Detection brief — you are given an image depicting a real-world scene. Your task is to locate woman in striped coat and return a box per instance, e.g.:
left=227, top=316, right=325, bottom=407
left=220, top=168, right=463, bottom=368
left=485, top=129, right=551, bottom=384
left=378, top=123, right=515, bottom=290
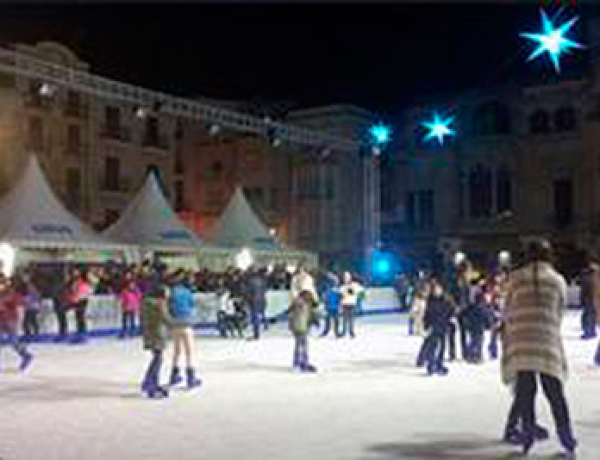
left=501, top=240, right=576, bottom=456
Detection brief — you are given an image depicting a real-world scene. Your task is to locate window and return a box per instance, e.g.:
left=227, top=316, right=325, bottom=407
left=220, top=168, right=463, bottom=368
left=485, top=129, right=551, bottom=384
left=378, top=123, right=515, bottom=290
left=65, top=91, right=81, bottom=117
left=175, top=180, right=185, bottom=211
left=67, top=125, right=81, bottom=156
left=174, top=147, right=184, bottom=174
left=105, top=106, right=121, bottom=134
left=555, top=107, right=576, bottom=132
left=144, top=116, right=160, bottom=146
left=245, top=187, right=265, bottom=208
left=406, top=192, right=416, bottom=229
left=469, top=165, right=493, bottom=218
left=104, top=157, right=120, bottom=191
left=496, top=167, right=512, bottom=213
left=419, top=190, right=435, bottom=229
left=473, top=101, right=511, bottom=136
left=28, top=117, right=44, bottom=152
left=66, top=168, right=81, bottom=211
left=554, top=178, right=573, bottom=227
left=529, top=110, right=550, bottom=134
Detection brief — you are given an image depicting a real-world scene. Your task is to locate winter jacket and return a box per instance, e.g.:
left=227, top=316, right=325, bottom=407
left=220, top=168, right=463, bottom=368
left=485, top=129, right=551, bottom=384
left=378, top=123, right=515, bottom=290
left=141, top=293, right=172, bottom=351
left=288, top=295, right=314, bottom=335
left=423, top=295, right=453, bottom=335
left=340, top=281, right=364, bottom=308
left=120, top=287, right=142, bottom=312
left=168, top=283, right=196, bottom=326
left=502, top=261, right=568, bottom=384
left=0, top=291, right=23, bottom=330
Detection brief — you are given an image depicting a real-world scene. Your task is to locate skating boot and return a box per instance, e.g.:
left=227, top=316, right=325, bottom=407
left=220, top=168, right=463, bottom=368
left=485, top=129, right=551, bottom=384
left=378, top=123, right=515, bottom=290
left=186, top=367, right=202, bottom=389
left=558, top=430, right=577, bottom=457
left=169, top=366, right=183, bottom=386
left=144, top=381, right=169, bottom=399
left=19, top=352, right=33, bottom=372
left=533, top=424, right=549, bottom=441
left=502, top=427, right=523, bottom=445
left=301, top=364, right=317, bottom=373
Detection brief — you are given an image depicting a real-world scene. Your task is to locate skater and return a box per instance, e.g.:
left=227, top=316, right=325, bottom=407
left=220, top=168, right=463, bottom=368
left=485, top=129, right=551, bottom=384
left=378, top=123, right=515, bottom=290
left=501, top=239, right=576, bottom=456
left=216, top=285, right=244, bottom=338
left=409, top=281, right=429, bottom=336
left=119, top=279, right=142, bottom=339
left=22, top=279, right=42, bottom=341
left=243, top=267, right=268, bottom=340
left=288, top=289, right=318, bottom=372
left=68, top=269, right=93, bottom=344
left=579, top=252, right=598, bottom=340
left=167, top=270, right=202, bottom=390
left=338, top=272, right=364, bottom=338
left=140, top=275, right=170, bottom=399
left=421, top=278, right=454, bottom=375
left=0, top=276, right=33, bottom=373
left=320, top=272, right=341, bottom=338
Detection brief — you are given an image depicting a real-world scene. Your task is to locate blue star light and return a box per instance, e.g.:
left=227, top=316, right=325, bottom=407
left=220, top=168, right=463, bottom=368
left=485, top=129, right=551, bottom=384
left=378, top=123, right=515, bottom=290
left=520, top=9, right=583, bottom=73
left=369, top=124, right=391, bottom=145
left=422, top=112, right=455, bottom=145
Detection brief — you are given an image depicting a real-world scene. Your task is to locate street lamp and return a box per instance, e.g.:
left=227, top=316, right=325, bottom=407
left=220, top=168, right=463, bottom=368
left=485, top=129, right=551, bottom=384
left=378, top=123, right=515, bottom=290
left=365, top=123, right=392, bottom=282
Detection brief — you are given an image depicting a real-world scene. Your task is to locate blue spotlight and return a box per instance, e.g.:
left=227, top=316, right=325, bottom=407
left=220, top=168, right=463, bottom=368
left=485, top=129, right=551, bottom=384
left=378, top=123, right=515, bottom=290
left=422, top=112, right=456, bottom=145
left=521, top=9, right=583, bottom=73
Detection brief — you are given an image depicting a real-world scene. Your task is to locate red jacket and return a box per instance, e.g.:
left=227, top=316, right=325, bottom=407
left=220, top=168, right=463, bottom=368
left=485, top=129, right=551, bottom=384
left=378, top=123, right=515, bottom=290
left=0, top=291, right=24, bottom=328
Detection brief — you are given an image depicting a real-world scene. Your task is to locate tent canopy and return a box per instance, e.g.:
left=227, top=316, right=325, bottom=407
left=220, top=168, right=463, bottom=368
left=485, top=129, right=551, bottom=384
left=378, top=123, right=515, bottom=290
left=0, top=155, right=128, bottom=251
left=208, top=186, right=279, bottom=251
left=104, top=171, right=200, bottom=252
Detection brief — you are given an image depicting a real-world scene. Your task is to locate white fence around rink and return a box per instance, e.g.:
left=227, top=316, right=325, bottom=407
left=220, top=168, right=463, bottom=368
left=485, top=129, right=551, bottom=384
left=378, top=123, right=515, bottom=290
left=34, top=288, right=402, bottom=335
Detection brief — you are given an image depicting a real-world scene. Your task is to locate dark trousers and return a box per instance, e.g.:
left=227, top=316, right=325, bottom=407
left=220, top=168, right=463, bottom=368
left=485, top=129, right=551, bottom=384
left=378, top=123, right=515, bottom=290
left=54, top=300, right=68, bottom=337
left=293, top=333, right=309, bottom=368
left=75, top=300, right=88, bottom=335
left=425, top=332, right=446, bottom=373
left=457, top=313, right=469, bottom=359
left=142, top=350, right=163, bottom=388
left=594, top=339, right=600, bottom=365
left=513, top=371, right=574, bottom=442
left=249, top=307, right=260, bottom=339
left=468, top=329, right=484, bottom=362
left=321, top=311, right=339, bottom=337
left=447, top=321, right=457, bottom=360
left=0, top=324, right=28, bottom=359
left=23, top=310, right=40, bottom=338
left=489, top=328, right=500, bottom=359
left=338, top=307, right=355, bottom=337
left=581, top=303, right=597, bottom=338
left=120, top=311, right=137, bottom=337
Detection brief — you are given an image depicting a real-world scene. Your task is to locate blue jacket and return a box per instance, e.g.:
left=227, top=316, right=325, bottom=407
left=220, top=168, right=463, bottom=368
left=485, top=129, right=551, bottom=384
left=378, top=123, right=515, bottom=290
left=169, top=283, right=195, bottom=324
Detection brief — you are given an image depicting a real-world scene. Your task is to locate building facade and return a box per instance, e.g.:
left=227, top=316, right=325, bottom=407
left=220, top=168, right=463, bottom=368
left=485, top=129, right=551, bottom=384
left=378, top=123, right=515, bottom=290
left=386, top=17, right=600, bottom=272
left=0, top=41, right=178, bottom=231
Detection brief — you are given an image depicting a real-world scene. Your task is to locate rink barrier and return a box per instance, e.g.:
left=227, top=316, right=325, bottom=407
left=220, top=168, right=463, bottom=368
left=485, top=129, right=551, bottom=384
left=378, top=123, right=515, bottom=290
left=23, top=288, right=403, bottom=341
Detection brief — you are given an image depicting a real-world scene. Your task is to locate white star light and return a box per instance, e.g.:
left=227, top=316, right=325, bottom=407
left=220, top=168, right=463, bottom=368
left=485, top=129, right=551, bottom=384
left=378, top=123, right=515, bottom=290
left=422, top=112, right=455, bottom=145
left=521, top=9, right=583, bottom=73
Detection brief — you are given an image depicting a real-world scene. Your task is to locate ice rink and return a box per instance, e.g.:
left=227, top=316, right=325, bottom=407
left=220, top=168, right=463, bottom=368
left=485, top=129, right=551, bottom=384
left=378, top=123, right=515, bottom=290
left=1, top=311, right=600, bottom=460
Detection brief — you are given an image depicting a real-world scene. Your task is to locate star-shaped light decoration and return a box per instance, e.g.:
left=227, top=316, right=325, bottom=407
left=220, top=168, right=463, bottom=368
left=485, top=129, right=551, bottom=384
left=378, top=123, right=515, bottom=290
left=369, top=124, right=391, bottom=145
left=422, top=112, right=455, bottom=145
left=520, top=9, right=583, bottom=73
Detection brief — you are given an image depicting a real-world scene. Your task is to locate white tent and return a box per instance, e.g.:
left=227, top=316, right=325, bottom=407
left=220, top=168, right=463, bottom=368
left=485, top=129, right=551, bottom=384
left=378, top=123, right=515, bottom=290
left=0, top=155, right=128, bottom=252
left=104, top=171, right=200, bottom=253
left=208, top=186, right=279, bottom=251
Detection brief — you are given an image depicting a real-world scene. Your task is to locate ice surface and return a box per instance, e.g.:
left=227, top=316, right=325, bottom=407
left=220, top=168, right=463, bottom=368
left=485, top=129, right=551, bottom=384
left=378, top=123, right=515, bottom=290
left=1, top=311, right=599, bottom=460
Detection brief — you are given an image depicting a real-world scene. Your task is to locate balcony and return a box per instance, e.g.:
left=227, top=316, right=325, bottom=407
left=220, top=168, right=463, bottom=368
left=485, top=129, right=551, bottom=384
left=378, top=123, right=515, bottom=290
left=100, top=125, right=131, bottom=143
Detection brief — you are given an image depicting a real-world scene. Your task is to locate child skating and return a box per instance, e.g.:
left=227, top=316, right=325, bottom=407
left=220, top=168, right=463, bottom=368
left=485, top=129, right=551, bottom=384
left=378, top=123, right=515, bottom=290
left=0, top=276, right=33, bottom=373
left=288, top=290, right=318, bottom=373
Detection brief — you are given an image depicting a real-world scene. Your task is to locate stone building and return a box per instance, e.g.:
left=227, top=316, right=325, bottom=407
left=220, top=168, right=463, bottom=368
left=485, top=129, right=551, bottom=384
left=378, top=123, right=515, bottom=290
left=385, top=16, right=600, bottom=272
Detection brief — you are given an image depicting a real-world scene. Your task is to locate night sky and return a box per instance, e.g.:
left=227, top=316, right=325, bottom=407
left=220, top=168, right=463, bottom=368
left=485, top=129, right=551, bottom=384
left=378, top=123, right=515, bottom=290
left=0, top=3, right=597, bottom=117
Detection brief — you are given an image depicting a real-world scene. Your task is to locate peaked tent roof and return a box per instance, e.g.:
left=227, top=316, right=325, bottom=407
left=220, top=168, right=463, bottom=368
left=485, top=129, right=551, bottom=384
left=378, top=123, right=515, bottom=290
left=209, top=187, right=279, bottom=251
left=0, top=155, right=127, bottom=250
left=104, top=172, right=200, bottom=251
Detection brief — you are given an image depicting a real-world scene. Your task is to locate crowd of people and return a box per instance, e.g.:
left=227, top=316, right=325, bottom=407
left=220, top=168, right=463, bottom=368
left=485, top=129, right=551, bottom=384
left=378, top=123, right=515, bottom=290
left=3, top=239, right=600, bottom=456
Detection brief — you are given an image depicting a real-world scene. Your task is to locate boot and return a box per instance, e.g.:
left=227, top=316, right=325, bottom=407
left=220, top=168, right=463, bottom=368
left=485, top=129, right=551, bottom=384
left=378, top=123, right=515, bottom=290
left=558, top=430, right=577, bottom=455
left=169, top=366, right=183, bottom=386
left=144, top=380, right=169, bottom=399
left=533, top=424, right=549, bottom=441
left=19, top=352, right=33, bottom=372
left=503, top=427, right=523, bottom=445
left=186, top=367, right=202, bottom=389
